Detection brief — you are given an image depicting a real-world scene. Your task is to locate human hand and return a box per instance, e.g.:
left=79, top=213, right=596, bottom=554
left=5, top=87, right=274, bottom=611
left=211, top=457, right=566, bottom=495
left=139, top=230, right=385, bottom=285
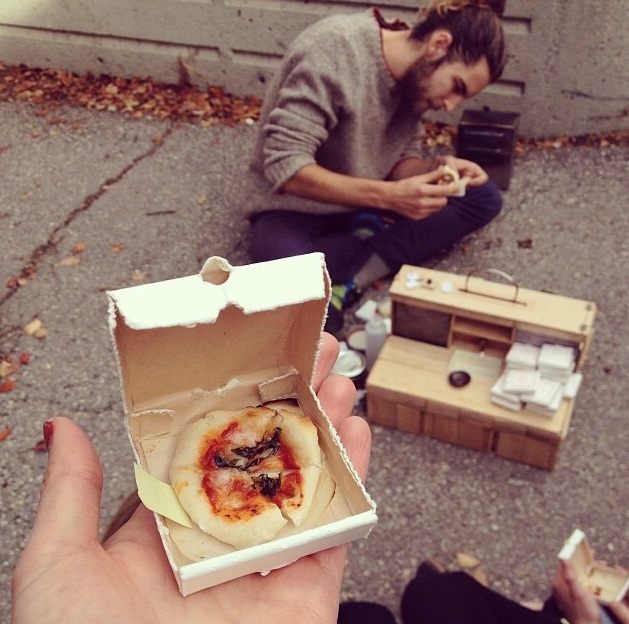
left=442, top=155, right=489, bottom=188
left=386, top=167, right=458, bottom=220
left=608, top=599, right=629, bottom=624
left=552, top=558, right=603, bottom=624
left=11, top=332, right=372, bottom=624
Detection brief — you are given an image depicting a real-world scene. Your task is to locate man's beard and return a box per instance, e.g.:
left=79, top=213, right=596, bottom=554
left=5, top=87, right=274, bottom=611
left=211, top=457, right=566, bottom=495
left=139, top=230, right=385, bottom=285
left=399, top=57, right=442, bottom=118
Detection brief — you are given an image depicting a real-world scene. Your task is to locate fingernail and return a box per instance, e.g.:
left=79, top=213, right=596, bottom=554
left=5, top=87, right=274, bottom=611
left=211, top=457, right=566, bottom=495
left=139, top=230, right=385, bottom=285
left=43, top=419, right=54, bottom=451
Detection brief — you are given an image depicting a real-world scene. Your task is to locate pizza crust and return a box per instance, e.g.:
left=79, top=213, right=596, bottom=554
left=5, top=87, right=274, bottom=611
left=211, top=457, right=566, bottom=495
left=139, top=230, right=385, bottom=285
left=166, top=458, right=336, bottom=562
left=169, top=404, right=322, bottom=549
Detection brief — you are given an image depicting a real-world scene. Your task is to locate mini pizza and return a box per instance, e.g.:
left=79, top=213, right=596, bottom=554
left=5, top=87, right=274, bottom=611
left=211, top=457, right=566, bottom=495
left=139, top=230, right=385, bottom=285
left=438, top=164, right=460, bottom=185
left=169, top=404, right=321, bottom=549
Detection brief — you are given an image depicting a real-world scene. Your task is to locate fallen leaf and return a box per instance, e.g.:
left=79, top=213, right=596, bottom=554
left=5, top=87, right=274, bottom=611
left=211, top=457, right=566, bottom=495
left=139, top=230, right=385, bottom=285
left=110, top=243, right=124, bottom=253
left=0, top=427, right=13, bottom=442
left=72, top=241, right=87, bottom=254
left=24, top=318, right=43, bottom=335
left=17, top=277, right=29, bottom=287
left=196, top=194, right=208, bottom=205
left=517, top=238, right=533, bottom=249
left=58, top=256, right=81, bottom=266
left=466, top=566, right=489, bottom=587
left=19, top=352, right=31, bottom=365
left=456, top=552, right=481, bottom=569
left=32, top=439, right=47, bottom=452
left=131, top=270, right=146, bottom=283
left=34, top=328, right=48, bottom=339
left=0, top=379, right=17, bottom=393
left=0, top=144, right=11, bottom=153
left=0, top=360, right=19, bottom=378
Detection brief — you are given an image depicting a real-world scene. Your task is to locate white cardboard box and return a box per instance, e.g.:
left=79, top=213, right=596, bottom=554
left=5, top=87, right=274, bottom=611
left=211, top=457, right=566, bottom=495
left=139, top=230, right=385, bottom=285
left=107, top=253, right=377, bottom=596
left=559, top=529, right=629, bottom=604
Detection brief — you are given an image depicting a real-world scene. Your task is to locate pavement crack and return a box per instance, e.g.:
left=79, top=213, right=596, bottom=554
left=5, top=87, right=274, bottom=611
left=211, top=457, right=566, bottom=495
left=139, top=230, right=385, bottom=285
left=1, top=125, right=174, bottom=308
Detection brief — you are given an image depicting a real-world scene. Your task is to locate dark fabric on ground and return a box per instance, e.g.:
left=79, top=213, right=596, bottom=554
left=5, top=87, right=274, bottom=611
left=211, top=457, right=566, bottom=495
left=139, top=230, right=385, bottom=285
left=338, top=601, right=398, bottom=624
left=400, top=570, right=564, bottom=624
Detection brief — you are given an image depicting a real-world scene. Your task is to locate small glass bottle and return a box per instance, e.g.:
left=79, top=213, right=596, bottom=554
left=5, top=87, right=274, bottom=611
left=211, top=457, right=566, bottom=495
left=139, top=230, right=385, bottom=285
left=365, top=312, right=387, bottom=370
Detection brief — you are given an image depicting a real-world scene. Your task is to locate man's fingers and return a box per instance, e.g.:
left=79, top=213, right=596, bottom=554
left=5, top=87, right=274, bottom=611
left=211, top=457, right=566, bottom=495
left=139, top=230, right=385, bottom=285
left=609, top=601, right=629, bottom=624
left=30, top=417, right=103, bottom=550
left=313, top=332, right=340, bottom=392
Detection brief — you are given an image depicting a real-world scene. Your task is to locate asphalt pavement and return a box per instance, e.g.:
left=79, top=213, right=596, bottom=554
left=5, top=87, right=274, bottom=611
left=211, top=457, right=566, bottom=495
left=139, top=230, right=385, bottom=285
left=1, top=99, right=628, bottom=621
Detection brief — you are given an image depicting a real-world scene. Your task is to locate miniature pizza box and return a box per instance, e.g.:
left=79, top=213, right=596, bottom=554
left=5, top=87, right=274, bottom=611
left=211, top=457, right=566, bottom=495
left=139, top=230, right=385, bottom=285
left=558, top=529, right=629, bottom=604
left=367, top=266, right=597, bottom=470
left=108, top=253, right=377, bottom=596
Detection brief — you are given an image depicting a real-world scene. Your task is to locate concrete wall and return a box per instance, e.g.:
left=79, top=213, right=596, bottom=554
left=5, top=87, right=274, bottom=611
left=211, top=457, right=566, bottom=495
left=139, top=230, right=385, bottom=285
left=0, top=0, right=627, bottom=137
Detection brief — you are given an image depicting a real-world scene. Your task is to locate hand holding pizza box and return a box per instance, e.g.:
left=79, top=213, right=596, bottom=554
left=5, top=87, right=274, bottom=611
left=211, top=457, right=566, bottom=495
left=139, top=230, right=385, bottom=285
left=107, top=253, right=377, bottom=595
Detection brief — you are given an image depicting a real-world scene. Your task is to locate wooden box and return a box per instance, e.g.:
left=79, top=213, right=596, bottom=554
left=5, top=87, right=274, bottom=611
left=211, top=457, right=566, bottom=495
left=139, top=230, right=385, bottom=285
left=366, top=267, right=596, bottom=470
left=559, top=529, right=629, bottom=604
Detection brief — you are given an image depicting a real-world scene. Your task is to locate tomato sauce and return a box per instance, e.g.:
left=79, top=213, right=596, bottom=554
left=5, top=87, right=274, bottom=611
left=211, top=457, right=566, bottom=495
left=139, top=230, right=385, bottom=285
left=198, top=421, right=302, bottom=515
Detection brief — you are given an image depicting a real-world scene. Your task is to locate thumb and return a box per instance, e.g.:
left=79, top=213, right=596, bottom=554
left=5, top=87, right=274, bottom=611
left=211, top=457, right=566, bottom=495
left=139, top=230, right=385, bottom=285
left=30, top=417, right=103, bottom=552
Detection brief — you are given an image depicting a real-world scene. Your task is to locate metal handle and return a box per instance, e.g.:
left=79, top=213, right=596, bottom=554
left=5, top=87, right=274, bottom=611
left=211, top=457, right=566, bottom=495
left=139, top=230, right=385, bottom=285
left=462, top=268, right=521, bottom=304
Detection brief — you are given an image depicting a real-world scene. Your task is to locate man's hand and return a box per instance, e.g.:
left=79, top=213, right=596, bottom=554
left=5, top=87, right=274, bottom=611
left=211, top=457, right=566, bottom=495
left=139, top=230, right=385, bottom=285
left=551, top=558, right=629, bottom=624
left=11, top=332, right=372, bottom=624
left=442, top=155, right=488, bottom=187
left=386, top=167, right=460, bottom=220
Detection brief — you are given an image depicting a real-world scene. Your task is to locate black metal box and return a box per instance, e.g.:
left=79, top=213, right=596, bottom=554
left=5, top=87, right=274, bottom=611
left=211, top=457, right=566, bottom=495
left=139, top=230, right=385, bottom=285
left=456, top=109, right=520, bottom=190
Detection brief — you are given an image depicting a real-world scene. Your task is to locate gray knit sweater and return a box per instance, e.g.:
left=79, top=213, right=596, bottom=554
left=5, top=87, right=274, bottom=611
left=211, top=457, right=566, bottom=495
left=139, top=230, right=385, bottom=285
left=241, top=10, right=424, bottom=219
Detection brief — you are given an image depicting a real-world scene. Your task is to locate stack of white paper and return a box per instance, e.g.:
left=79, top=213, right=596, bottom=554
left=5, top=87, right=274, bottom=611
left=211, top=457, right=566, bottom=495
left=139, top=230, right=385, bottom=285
left=503, top=368, right=541, bottom=394
left=506, top=343, right=540, bottom=369
left=538, top=344, right=576, bottom=382
left=525, top=378, right=564, bottom=416
left=563, top=372, right=583, bottom=400
left=491, top=374, right=523, bottom=411
left=490, top=342, right=583, bottom=415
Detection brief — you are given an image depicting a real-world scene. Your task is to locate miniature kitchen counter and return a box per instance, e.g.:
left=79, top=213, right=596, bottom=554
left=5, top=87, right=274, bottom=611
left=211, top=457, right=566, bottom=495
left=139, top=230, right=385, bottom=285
left=366, top=266, right=597, bottom=470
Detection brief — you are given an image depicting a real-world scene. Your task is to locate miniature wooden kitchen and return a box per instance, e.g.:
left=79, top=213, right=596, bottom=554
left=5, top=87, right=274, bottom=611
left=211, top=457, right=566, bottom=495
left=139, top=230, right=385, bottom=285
left=366, top=266, right=597, bottom=470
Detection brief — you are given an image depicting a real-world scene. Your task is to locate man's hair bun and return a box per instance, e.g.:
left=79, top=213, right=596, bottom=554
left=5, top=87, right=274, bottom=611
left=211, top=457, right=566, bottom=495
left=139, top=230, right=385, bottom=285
left=423, top=0, right=506, bottom=18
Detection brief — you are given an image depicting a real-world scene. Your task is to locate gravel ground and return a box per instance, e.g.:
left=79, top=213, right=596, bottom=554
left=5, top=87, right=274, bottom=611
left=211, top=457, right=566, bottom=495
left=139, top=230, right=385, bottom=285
left=1, top=100, right=627, bottom=621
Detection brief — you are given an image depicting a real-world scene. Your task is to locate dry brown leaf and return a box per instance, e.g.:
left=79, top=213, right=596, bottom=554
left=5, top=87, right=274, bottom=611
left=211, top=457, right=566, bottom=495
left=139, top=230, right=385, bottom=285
left=466, top=566, right=489, bottom=587
left=58, top=256, right=81, bottom=266
left=456, top=552, right=481, bottom=569
left=34, top=328, right=48, bottom=339
left=0, top=360, right=19, bottom=378
left=0, top=427, right=13, bottom=441
left=110, top=243, right=124, bottom=253
left=72, top=241, right=87, bottom=254
left=131, top=270, right=146, bottom=283
left=0, top=379, right=16, bottom=393
left=24, top=318, right=43, bottom=335
left=196, top=194, right=208, bottom=205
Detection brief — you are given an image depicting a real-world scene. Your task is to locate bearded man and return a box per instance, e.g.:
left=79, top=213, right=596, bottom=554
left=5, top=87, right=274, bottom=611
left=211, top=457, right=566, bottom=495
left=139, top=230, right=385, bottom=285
left=241, top=0, right=507, bottom=333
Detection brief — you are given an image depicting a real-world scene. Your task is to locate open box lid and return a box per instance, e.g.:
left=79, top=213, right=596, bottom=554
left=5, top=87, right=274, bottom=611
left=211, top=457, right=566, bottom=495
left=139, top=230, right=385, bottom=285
left=107, top=254, right=330, bottom=411
left=558, top=529, right=629, bottom=604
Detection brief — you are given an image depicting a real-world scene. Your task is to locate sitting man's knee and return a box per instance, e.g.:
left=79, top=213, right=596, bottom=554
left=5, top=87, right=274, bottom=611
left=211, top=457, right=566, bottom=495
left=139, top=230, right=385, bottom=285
left=468, top=180, right=502, bottom=225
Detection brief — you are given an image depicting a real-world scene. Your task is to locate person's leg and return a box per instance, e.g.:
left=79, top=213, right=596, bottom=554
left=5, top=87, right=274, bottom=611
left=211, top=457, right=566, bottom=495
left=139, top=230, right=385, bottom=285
left=250, top=211, right=373, bottom=284
left=369, top=180, right=502, bottom=273
left=338, top=602, right=397, bottom=624
left=401, top=568, right=561, bottom=624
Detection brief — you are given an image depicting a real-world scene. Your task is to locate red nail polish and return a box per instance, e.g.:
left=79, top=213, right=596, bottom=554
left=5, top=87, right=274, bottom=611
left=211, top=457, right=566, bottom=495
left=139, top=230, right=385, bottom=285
left=43, top=419, right=54, bottom=451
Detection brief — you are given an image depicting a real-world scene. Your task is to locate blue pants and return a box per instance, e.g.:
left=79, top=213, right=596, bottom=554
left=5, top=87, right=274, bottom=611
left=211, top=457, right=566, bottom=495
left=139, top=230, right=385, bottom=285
left=250, top=181, right=502, bottom=284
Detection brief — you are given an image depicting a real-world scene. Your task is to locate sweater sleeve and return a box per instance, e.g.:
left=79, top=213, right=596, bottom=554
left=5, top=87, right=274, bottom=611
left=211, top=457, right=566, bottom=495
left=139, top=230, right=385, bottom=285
left=261, top=42, right=346, bottom=192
